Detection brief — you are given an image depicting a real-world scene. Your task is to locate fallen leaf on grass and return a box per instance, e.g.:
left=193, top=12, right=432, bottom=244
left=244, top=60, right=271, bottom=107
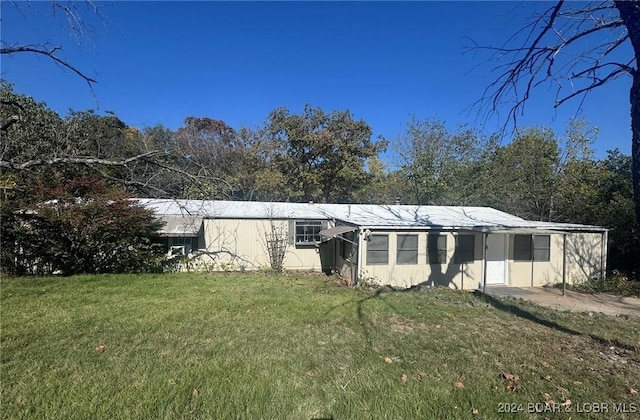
left=415, top=372, right=425, bottom=381
left=306, top=371, right=315, bottom=377
left=561, top=399, right=571, bottom=407
left=500, top=371, right=519, bottom=382
left=192, top=388, right=199, bottom=397
left=401, top=374, right=408, bottom=383
left=453, top=381, right=465, bottom=389
left=543, top=392, right=554, bottom=405
left=95, top=345, right=106, bottom=354
left=505, top=381, right=518, bottom=392
left=543, top=375, right=552, bottom=381
left=541, top=361, right=550, bottom=368
left=630, top=388, right=638, bottom=395
left=384, top=357, right=393, bottom=364
left=472, top=408, right=479, bottom=415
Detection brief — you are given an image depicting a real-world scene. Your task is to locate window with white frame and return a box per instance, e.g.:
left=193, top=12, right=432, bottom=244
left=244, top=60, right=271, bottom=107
left=397, top=234, right=418, bottom=264
left=427, top=233, right=447, bottom=264
left=366, top=234, right=389, bottom=265
left=294, top=220, right=324, bottom=245
left=170, top=236, right=198, bottom=256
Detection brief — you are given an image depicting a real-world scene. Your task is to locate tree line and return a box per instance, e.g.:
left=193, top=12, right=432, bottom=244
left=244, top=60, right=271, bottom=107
left=1, top=82, right=637, bottom=278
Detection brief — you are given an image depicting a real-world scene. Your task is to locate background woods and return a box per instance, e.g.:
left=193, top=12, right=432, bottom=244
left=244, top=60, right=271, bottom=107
left=1, top=82, right=638, bottom=278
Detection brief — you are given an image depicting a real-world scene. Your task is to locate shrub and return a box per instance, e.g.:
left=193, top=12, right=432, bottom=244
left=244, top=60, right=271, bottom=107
left=1, top=177, right=165, bottom=275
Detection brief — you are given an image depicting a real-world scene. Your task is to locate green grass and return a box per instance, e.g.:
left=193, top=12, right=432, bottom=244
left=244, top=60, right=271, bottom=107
left=1, top=273, right=639, bottom=419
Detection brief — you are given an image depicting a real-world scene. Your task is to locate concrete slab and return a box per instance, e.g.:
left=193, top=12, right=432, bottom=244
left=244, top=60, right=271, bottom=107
left=485, top=286, right=640, bottom=317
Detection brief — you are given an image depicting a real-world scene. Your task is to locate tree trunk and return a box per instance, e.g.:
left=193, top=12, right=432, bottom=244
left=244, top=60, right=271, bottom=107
left=615, top=0, right=640, bottom=224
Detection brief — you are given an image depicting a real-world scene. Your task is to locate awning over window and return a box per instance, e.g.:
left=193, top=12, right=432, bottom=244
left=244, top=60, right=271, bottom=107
left=319, top=225, right=357, bottom=241
left=158, top=216, right=203, bottom=237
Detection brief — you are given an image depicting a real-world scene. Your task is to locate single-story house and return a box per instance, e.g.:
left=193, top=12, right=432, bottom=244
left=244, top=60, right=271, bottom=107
left=138, top=199, right=608, bottom=291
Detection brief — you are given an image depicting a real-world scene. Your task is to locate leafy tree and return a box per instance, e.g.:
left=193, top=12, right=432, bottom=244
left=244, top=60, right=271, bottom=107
left=2, top=176, right=164, bottom=276
left=475, top=0, right=640, bottom=224
left=267, top=105, right=386, bottom=203
left=394, top=117, right=497, bottom=205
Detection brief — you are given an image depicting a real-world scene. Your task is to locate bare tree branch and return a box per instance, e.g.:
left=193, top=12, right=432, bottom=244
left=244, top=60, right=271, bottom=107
left=470, top=1, right=634, bottom=133
left=1, top=44, right=97, bottom=88
left=0, top=151, right=158, bottom=171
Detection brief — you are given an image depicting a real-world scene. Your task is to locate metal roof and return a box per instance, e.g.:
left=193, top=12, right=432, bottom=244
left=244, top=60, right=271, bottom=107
left=136, top=199, right=606, bottom=233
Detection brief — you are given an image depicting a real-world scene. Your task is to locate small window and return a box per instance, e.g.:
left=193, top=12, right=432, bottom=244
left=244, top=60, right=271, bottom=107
left=514, top=235, right=532, bottom=261
left=170, top=236, right=198, bottom=255
left=454, top=234, right=475, bottom=264
left=397, top=234, right=418, bottom=265
left=427, top=234, right=447, bottom=264
left=295, top=220, right=324, bottom=244
left=366, top=234, right=388, bottom=265
left=533, top=235, right=551, bottom=262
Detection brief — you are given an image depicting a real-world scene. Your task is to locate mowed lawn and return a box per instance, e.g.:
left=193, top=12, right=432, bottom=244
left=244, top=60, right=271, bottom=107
left=1, top=273, right=639, bottom=419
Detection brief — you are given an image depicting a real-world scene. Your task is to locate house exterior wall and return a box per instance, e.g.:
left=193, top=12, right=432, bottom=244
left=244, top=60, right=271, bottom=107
left=183, top=218, right=329, bottom=271
left=507, top=232, right=604, bottom=287
left=357, top=231, right=484, bottom=290
left=357, top=230, right=605, bottom=290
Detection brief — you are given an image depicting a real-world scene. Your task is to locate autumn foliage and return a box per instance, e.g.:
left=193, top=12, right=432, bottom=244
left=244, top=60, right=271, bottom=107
left=2, top=176, right=164, bottom=275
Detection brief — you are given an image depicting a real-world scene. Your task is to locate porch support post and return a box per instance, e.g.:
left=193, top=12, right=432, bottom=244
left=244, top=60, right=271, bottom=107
left=482, top=232, right=488, bottom=294
left=601, top=230, right=608, bottom=281
left=562, top=233, right=567, bottom=297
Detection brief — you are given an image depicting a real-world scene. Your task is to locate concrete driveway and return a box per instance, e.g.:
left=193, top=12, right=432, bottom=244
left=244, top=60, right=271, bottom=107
left=485, top=286, right=640, bottom=317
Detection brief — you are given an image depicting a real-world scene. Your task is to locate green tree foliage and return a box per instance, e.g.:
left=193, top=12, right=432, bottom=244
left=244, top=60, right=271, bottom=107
left=394, top=117, right=497, bottom=205
left=489, top=127, right=560, bottom=221
left=267, top=105, right=386, bottom=203
left=2, top=176, right=164, bottom=275
left=0, top=83, right=167, bottom=275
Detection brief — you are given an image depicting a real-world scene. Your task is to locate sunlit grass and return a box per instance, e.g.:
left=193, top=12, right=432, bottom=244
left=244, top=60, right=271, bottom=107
left=1, top=273, right=638, bottom=419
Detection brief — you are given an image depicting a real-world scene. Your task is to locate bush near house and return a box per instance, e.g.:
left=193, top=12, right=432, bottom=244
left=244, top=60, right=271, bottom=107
left=1, top=176, right=165, bottom=275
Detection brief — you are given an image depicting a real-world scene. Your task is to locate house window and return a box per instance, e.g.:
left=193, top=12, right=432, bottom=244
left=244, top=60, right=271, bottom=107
left=454, top=234, right=475, bottom=264
left=514, top=235, right=532, bottom=261
left=514, top=235, right=551, bottom=262
left=295, top=220, right=324, bottom=244
left=397, top=234, right=418, bottom=265
left=366, top=234, right=388, bottom=265
left=427, top=234, right=447, bottom=264
left=170, top=236, right=198, bottom=255
left=533, top=235, right=551, bottom=262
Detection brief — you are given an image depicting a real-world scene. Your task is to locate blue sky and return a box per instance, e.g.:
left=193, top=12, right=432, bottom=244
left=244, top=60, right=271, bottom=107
left=1, top=1, right=633, bottom=161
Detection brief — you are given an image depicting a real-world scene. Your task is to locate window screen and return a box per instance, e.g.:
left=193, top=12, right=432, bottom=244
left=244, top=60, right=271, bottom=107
left=397, top=234, right=418, bottom=265
left=366, top=234, right=389, bottom=265
left=427, top=234, right=447, bottom=264
left=454, top=234, right=475, bottom=264
left=533, top=235, right=551, bottom=262
left=514, top=235, right=532, bottom=261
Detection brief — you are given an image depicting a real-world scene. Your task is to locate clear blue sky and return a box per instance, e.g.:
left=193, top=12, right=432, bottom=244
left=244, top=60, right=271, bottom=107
left=1, top=1, right=633, bottom=160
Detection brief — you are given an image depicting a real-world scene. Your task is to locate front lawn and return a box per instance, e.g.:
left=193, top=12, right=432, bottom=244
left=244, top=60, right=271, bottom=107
left=1, top=273, right=638, bottom=419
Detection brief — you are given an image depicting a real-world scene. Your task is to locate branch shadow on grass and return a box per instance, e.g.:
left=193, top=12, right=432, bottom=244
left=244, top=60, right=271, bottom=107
left=477, top=292, right=639, bottom=353
left=321, top=287, right=400, bottom=352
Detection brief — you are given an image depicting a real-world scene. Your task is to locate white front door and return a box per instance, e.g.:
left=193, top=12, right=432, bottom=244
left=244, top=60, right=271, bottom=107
left=485, top=234, right=507, bottom=285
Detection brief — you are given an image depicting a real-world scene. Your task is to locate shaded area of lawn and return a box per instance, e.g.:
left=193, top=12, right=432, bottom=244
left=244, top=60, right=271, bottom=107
left=1, top=273, right=639, bottom=419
